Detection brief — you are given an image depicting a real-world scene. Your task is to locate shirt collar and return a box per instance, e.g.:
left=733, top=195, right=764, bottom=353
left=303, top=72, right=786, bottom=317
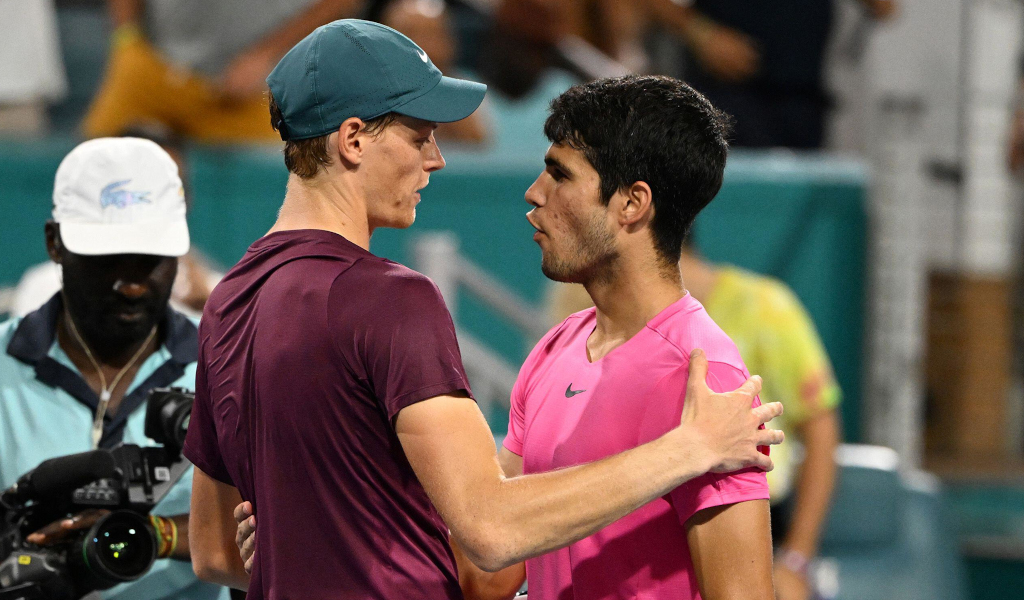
left=7, top=293, right=198, bottom=367
left=5, top=293, right=198, bottom=449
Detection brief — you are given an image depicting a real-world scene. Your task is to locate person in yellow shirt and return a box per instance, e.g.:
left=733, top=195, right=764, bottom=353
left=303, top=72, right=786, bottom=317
left=550, top=241, right=841, bottom=600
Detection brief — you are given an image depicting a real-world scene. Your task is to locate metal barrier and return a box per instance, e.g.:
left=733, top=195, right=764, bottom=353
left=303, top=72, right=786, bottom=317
left=412, top=232, right=548, bottom=417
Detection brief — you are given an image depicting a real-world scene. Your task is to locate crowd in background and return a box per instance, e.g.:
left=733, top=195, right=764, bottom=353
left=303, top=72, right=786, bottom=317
left=3, top=2, right=1024, bottom=600
left=2, top=0, right=904, bottom=150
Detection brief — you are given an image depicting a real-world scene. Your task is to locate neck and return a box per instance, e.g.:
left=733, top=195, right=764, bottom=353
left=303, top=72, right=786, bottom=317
left=268, top=173, right=372, bottom=250
left=585, top=250, right=684, bottom=345
left=678, top=251, right=718, bottom=304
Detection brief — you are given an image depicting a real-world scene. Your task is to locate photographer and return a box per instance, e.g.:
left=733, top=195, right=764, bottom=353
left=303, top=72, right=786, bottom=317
left=0, top=138, right=228, bottom=600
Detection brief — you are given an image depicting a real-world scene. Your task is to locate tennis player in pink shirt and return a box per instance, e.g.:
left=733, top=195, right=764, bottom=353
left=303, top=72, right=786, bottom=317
left=477, top=76, right=776, bottom=600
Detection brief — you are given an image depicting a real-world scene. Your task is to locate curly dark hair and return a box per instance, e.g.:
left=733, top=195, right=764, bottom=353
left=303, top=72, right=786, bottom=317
left=544, top=75, right=732, bottom=266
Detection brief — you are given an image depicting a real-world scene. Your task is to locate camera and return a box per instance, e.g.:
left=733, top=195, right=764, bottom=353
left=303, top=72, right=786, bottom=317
left=0, top=388, right=194, bottom=600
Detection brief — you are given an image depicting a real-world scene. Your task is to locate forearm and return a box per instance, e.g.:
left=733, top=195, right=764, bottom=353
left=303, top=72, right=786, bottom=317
left=451, top=536, right=524, bottom=600
left=107, top=0, right=142, bottom=28
left=249, top=0, right=363, bottom=59
left=460, top=429, right=709, bottom=570
left=190, top=521, right=249, bottom=590
left=189, top=469, right=249, bottom=590
left=781, top=411, right=839, bottom=556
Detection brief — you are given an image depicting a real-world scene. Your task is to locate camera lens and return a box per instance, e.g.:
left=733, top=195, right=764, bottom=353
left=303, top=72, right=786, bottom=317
left=70, top=511, right=156, bottom=590
left=93, top=520, right=152, bottom=577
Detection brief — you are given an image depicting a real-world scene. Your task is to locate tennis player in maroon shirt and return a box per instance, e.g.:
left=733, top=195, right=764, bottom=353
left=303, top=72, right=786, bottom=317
left=184, top=20, right=784, bottom=600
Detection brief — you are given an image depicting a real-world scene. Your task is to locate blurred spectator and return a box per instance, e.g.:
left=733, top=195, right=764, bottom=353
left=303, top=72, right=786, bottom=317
left=0, top=0, right=67, bottom=136
left=1010, top=79, right=1024, bottom=172
left=672, top=0, right=897, bottom=149
left=478, top=0, right=644, bottom=98
left=81, top=0, right=364, bottom=143
left=549, top=242, right=842, bottom=600
left=380, top=0, right=490, bottom=144
left=13, top=129, right=221, bottom=319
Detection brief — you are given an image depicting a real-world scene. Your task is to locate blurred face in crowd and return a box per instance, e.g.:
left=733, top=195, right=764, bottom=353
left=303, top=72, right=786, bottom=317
left=46, top=223, right=176, bottom=354
left=525, top=143, right=619, bottom=284
left=360, top=115, right=445, bottom=230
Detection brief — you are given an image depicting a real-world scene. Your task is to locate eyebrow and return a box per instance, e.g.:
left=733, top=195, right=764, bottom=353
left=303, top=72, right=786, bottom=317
left=544, top=156, right=573, bottom=177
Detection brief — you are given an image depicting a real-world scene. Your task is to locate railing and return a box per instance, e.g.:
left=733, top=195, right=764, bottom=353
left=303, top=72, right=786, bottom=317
left=412, top=233, right=547, bottom=417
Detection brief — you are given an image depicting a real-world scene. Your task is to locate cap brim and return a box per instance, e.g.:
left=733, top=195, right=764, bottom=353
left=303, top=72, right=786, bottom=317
left=392, top=76, right=487, bottom=123
left=60, top=219, right=190, bottom=257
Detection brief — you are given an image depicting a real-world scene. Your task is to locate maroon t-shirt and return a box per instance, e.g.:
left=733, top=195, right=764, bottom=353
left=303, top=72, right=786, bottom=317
left=183, top=229, right=472, bottom=600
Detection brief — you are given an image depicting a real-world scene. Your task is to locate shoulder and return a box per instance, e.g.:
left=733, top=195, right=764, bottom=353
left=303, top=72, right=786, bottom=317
left=648, top=296, right=746, bottom=370
left=337, top=259, right=446, bottom=305
left=328, top=260, right=452, bottom=334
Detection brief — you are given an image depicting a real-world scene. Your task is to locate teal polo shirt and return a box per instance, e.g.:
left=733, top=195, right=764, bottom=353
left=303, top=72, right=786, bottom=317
left=0, top=294, right=230, bottom=600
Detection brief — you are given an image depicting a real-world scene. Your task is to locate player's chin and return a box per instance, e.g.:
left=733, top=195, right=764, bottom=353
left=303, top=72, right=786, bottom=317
left=384, top=208, right=418, bottom=230
left=540, top=255, right=583, bottom=284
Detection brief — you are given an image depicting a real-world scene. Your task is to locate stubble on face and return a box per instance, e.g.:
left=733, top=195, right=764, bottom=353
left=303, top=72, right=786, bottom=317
left=540, top=203, right=619, bottom=285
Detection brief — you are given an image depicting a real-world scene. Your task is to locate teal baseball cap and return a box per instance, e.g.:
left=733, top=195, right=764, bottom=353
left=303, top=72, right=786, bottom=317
left=267, top=19, right=487, bottom=141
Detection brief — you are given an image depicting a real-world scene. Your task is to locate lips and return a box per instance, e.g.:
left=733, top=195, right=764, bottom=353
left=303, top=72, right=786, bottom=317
left=526, top=213, right=543, bottom=235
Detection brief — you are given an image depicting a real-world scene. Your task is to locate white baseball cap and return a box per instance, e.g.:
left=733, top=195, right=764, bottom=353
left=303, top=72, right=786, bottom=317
left=52, top=137, right=190, bottom=257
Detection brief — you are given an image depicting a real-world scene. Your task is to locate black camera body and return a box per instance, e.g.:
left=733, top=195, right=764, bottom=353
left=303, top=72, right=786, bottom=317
left=0, top=388, right=194, bottom=600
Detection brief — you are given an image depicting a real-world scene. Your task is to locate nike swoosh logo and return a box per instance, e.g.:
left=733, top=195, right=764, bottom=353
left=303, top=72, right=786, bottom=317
left=416, top=48, right=429, bottom=63
left=565, top=384, right=586, bottom=398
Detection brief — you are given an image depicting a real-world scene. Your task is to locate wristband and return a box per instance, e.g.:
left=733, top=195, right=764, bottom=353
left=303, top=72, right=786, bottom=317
left=149, top=515, right=173, bottom=558
left=167, top=516, right=179, bottom=557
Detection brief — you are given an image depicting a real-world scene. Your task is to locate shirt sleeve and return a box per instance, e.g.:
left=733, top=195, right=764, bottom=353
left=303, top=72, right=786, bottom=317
left=674, top=360, right=770, bottom=524
left=640, top=359, right=770, bottom=526
left=503, top=371, right=528, bottom=456
left=182, top=334, right=233, bottom=485
left=334, top=263, right=473, bottom=420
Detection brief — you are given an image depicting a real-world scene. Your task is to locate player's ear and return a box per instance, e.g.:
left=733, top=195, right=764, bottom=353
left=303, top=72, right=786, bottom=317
left=619, top=181, right=653, bottom=229
left=336, top=118, right=367, bottom=166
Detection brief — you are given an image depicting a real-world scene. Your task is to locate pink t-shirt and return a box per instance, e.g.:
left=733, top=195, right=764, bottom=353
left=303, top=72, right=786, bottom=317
left=503, top=294, right=769, bottom=600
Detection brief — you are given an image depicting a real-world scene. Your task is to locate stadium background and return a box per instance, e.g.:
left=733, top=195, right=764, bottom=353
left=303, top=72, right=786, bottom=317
left=1, top=0, right=1023, bottom=599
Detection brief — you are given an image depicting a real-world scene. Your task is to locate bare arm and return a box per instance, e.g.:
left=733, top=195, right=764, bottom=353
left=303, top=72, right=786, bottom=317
left=451, top=449, right=528, bottom=599
left=782, top=410, right=839, bottom=558
left=774, top=409, right=840, bottom=600
left=686, top=500, right=775, bottom=600
left=189, top=466, right=249, bottom=591
left=397, top=350, right=783, bottom=571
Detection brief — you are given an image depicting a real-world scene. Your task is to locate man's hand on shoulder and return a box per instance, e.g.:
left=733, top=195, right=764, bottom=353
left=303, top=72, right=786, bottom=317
left=675, top=349, right=783, bottom=474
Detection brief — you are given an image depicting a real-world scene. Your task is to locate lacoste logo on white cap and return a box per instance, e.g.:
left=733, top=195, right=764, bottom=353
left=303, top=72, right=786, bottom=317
left=99, top=180, right=151, bottom=209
